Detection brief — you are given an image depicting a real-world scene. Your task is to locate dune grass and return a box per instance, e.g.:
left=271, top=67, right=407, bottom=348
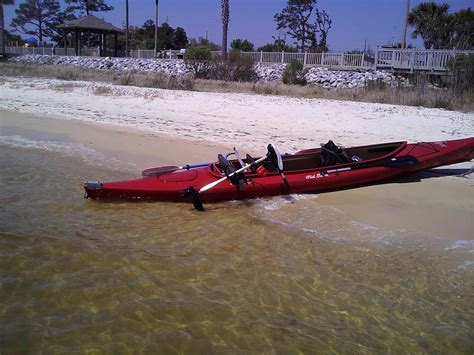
left=0, top=62, right=472, bottom=111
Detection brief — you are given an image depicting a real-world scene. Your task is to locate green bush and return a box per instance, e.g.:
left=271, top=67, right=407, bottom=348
left=56, top=66, right=78, bottom=81
left=282, top=60, right=306, bottom=85
left=365, top=78, right=387, bottom=91
left=140, top=73, right=194, bottom=90
left=209, top=52, right=256, bottom=82
left=184, top=45, right=212, bottom=79
left=231, top=39, right=254, bottom=52
left=448, top=54, right=474, bottom=92
left=184, top=45, right=212, bottom=61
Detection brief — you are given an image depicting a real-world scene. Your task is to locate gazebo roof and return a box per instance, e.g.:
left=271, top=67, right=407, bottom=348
left=58, top=15, right=123, bottom=33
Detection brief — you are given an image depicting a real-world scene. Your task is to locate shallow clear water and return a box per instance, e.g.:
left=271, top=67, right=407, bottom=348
left=1, top=137, right=473, bottom=353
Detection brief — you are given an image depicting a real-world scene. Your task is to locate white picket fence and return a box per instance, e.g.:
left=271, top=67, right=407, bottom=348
left=6, top=46, right=473, bottom=73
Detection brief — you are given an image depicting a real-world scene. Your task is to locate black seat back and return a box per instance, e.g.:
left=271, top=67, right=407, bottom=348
left=218, top=154, right=236, bottom=176
left=321, top=140, right=350, bottom=167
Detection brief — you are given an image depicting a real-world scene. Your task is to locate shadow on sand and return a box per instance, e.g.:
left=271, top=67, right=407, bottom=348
left=395, top=167, right=473, bottom=184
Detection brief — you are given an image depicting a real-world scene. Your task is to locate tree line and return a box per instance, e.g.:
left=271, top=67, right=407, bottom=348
left=408, top=2, right=473, bottom=50
left=1, top=0, right=472, bottom=57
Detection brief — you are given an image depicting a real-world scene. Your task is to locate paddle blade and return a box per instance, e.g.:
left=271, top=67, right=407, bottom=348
left=182, top=186, right=204, bottom=211
left=267, top=144, right=284, bottom=172
left=142, top=166, right=179, bottom=177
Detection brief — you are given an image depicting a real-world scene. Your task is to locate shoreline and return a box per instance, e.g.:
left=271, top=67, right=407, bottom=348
left=1, top=110, right=229, bottom=170
left=1, top=109, right=473, bottom=241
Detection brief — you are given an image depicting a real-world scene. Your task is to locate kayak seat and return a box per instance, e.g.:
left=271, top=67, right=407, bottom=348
left=320, top=140, right=351, bottom=167
left=218, top=154, right=246, bottom=190
left=246, top=154, right=276, bottom=172
left=245, top=154, right=258, bottom=172
left=218, top=154, right=236, bottom=176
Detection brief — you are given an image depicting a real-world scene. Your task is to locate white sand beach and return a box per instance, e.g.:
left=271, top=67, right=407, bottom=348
left=1, top=76, right=473, bottom=153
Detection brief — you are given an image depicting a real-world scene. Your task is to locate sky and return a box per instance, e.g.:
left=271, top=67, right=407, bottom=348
left=3, top=0, right=472, bottom=51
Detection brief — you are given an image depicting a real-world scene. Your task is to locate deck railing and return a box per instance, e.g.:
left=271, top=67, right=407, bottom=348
left=213, top=51, right=371, bottom=68
left=375, top=48, right=474, bottom=73
left=6, top=46, right=473, bottom=74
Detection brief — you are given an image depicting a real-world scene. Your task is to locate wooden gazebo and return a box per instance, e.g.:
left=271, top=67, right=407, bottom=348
left=57, top=15, right=123, bottom=57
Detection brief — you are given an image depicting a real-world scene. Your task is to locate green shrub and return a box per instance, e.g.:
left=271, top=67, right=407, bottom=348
left=56, top=66, right=78, bottom=81
left=141, top=73, right=194, bottom=90
left=365, top=78, right=386, bottom=91
left=184, top=45, right=212, bottom=61
left=231, top=39, right=254, bottom=52
left=282, top=60, right=306, bottom=85
left=448, top=54, right=474, bottom=92
left=93, top=86, right=114, bottom=95
left=117, top=70, right=135, bottom=86
left=209, top=52, right=256, bottom=82
left=184, top=45, right=212, bottom=79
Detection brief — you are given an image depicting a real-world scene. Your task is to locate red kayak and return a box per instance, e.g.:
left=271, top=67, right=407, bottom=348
left=84, top=137, right=474, bottom=210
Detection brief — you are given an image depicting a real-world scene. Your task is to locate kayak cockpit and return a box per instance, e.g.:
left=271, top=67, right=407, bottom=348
left=212, top=141, right=407, bottom=177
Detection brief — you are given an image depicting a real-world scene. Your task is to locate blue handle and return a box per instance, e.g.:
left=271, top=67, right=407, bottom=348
left=181, top=163, right=211, bottom=170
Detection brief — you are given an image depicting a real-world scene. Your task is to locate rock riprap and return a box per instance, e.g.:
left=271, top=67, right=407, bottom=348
left=11, top=55, right=406, bottom=88
left=304, top=67, right=404, bottom=88
left=11, top=54, right=192, bottom=76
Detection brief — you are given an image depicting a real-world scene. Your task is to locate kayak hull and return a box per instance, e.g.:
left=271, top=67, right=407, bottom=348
left=84, top=138, right=474, bottom=203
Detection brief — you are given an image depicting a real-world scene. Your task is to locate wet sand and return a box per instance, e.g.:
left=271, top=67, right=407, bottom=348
left=2, top=109, right=472, bottom=242
left=316, top=178, right=474, bottom=241
left=1, top=110, right=229, bottom=170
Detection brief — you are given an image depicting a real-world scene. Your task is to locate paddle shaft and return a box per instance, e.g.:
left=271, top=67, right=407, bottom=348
left=142, top=163, right=210, bottom=177
left=199, top=155, right=268, bottom=193
left=323, top=155, right=418, bottom=175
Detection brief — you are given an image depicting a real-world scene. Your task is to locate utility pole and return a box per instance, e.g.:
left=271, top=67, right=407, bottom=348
left=154, top=0, right=159, bottom=57
left=125, top=0, right=129, bottom=56
left=402, top=0, right=410, bottom=48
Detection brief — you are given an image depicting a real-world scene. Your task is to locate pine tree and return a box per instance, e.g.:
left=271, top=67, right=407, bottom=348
left=274, top=0, right=331, bottom=52
left=11, top=0, right=61, bottom=43
left=1, top=0, right=15, bottom=55
left=65, top=0, right=113, bottom=17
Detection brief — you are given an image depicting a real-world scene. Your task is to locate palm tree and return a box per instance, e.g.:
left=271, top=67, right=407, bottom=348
left=408, top=2, right=450, bottom=49
left=402, top=0, right=410, bottom=48
left=1, top=0, right=15, bottom=56
left=221, top=0, right=229, bottom=56
left=154, top=0, right=158, bottom=57
left=125, top=0, right=128, bottom=56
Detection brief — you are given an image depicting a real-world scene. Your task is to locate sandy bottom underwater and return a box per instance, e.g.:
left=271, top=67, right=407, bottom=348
left=0, top=111, right=473, bottom=352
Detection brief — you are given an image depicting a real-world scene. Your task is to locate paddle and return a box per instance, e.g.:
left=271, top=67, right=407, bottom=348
left=321, top=155, right=419, bottom=176
left=199, top=154, right=269, bottom=193
left=267, top=144, right=290, bottom=190
left=142, top=163, right=210, bottom=177
left=183, top=144, right=284, bottom=211
left=142, top=147, right=246, bottom=177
